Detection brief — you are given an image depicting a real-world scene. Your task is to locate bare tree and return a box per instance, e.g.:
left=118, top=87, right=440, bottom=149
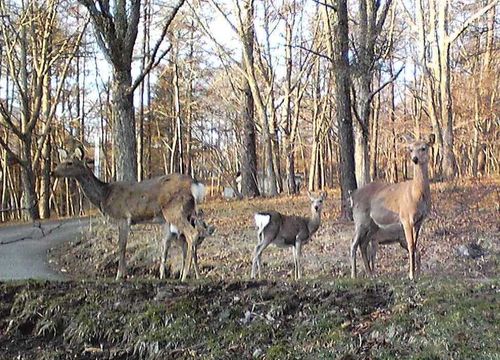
left=239, top=0, right=260, bottom=197
left=77, top=0, right=186, bottom=181
left=322, top=0, right=357, bottom=219
left=0, top=0, right=87, bottom=220
left=409, top=0, right=498, bottom=179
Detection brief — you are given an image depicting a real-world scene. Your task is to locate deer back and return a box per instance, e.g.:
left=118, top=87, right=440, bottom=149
left=273, top=214, right=311, bottom=245
left=103, top=174, right=198, bottom=223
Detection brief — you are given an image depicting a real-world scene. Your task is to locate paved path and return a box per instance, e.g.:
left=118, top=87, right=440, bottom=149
left=0, top=218, right=89, bottom=281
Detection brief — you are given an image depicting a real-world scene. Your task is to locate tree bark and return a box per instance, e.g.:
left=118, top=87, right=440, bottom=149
left=112, top=67, right=138, bottom=181
left=238, top=0, right=260, bottom=197
left=325, top=0, right=357, bottom=219
left=240, top=0, right=277, bottom=196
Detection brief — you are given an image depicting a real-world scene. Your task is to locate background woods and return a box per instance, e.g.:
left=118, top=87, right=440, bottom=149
left=0, top=0, right=498, bottom=222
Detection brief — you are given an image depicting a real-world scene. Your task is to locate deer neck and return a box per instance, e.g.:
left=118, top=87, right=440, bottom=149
left=412, top=162, right=430, bottom=201
left=75, top=171, right=109, bottom=209
left=307, top=210, right=321, bottom=234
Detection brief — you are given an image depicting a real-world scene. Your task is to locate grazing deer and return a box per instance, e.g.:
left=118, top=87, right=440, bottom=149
left=350, top=135, right=434, bottom=280
left=251, top=192, right=327, bottom=280
left=52, top=147, right=207, bottom=282
left=169, top=210, right=215, bottom=280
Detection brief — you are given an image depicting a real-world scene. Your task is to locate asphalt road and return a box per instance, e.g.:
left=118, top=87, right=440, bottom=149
left=0, top=218, right=89, bottom=281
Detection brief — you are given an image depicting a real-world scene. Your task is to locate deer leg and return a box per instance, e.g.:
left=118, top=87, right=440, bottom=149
left=360, top=240, right=372, bottom=277
left=160, top=224, right=174, bottom=280
left=414, top=225, right=423, bottom=275
left=254, top=231, right=263, bottom=278
left=368, top=238, right=379, bottom=274
left=402, top=220, right=417, bottom=281
left=116, top=219, right=130, bottom=280
left=351, top=226, right=368, bottom=279
left=294, top=239, right=303, bottom=280
left=176, top=220, right=199, bottom=282
left=251, top=232, right=274, bottom=279
left=251, top=243, right=262, bottom=279
left=179, top=239, right=187, bottom=280
left=292, top=246, right=298, bottom=279
left=193, top=244, right=201, bottom=279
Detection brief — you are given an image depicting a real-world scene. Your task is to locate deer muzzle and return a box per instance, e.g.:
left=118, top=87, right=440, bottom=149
left=412, top=156, right=419, bottom=164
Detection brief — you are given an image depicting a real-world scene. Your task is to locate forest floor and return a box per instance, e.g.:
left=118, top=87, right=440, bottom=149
left=0, top=177, right=498, bottom=359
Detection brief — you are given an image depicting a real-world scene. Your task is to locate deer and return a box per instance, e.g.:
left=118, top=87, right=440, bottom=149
left=52, top=147, right=208, bottom=282
left=350, top=135, right=434, bottom=281
left=365, top=226, right=421, bottom=275
left=251, top=191, right=327, bottom=280
left=168, top=209, right=215, bottom=280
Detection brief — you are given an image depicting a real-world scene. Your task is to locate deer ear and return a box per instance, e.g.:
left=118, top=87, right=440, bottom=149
left=401, top=134, right=415, bottom=143
left=58, top=148, right=69, bottom=161
left=73, top=146, right=84, bottom=161
left=307, top=190, right=314, bottom=201
left=427, top=134, right=435, bottom=147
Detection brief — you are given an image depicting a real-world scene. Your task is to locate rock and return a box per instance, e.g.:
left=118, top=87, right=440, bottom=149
left=457, top=243, right=486, bottom=259
left=252, top=348, right=263, bottom=358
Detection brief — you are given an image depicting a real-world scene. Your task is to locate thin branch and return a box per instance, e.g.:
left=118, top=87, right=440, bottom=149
left=448, top=0, right=499, bottom=44
left=0, top=103, right=23, bottom=139
left=368, top=65, right=404, bottom=102
left=0, top=136, right=24, bottom=166
left=292, top=44, right=333, bottom=62
left=313, top=0, right=337, bottom=12
left=130, top=0, right=186, bottom=93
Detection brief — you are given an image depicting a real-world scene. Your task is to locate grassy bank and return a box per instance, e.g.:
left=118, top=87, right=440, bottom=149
left=0, top=277, right=498, bottom=359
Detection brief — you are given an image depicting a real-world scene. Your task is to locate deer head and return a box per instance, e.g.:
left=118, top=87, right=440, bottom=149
left=190, top=209, right=216, bottom=239
left=308, top=191, right=327, bottom=213
left=52, top=147, right=92, bottom=178
left=403, top=134, right=435, bottom=165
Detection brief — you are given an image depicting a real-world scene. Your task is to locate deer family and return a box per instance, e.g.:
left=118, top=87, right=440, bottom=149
left=52, top=147, right=208, bottom=282
left=251, top=192, right=327, bottom=280
left=350, top=135, right=434, bottom=280
left=168, top=209, right=215, bottom=279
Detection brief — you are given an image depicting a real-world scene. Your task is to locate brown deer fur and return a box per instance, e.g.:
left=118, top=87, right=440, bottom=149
left=251, top=192, right=326, bottom=280
left=52, top=147, right=206, bottom=281
left=350, top=136, right=433, bottom=280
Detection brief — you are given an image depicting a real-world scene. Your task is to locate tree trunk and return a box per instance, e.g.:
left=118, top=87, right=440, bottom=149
left=239, top=21, right=260, bottom=198
left=331, top=0, right=357, bottom=219
left=389, top=62, right=398, bottom=183
left=369, top=75, right=380, bottom=181
left=241, top=0, right=277, bottom=196
left=112, top=67, right=137, bottom=181
left=20, top=139, right=39, bottom=221
left=440, top=39, right=457, bottom=178
left=39, top=60, right=52, bottom=219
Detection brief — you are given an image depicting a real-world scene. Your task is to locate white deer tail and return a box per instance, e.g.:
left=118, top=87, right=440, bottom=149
left=254, top=213, right=271, bottom=234
left=191, top=181, right=206, bottom=204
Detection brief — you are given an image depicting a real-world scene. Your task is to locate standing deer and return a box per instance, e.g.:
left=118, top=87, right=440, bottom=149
left=350, top=135, right=434, bottom=280
left=52, top=147, right=207, bottom=282
left=251, top=192, right=326, bottom=280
